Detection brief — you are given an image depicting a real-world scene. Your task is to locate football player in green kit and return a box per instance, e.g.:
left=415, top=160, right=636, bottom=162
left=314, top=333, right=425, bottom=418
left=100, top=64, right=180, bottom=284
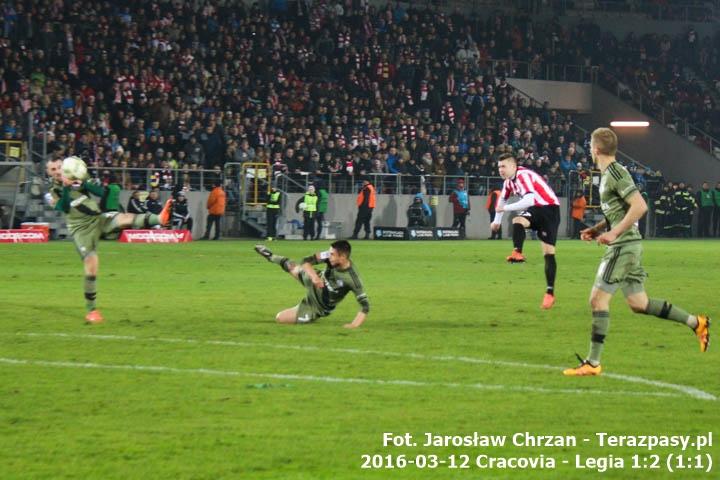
left=254, top=240, right=369, bottom=328
left=45, top=157, right=172, bottom=323
left=564, top=128, right=710, bottom=376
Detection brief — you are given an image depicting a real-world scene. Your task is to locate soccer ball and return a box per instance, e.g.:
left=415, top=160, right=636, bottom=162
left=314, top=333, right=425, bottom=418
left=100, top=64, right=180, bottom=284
left=62, top=156, right=88, bottom=181
left=299, top=202, right=307, bottom=211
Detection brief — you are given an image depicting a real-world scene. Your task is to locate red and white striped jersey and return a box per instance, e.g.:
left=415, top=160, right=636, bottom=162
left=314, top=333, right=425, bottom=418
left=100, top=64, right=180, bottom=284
left=500, top=166, right=559, bottom=207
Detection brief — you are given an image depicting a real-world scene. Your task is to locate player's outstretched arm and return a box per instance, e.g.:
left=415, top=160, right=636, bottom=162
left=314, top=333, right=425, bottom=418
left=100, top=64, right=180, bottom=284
left=344, top=311, right=367, bottom=329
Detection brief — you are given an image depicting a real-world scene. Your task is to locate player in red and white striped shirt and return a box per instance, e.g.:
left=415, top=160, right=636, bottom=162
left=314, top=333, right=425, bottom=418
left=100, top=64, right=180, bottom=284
left=491, top=153, right=561, bottom=309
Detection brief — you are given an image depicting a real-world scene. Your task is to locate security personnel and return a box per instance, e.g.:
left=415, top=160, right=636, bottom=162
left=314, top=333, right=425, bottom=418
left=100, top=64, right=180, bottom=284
left=295, top=184, right=318, bottom=240
left=314, top=181, right=329, bottom=240
left=266, top=185, right=282, bottom=241
left=696, top=182, right=714, bottom=237
left=351, top=177, right=376, bottom=239
left=674, top=182, right=696, bottom=237
left=653, top=185, right=671, bottom=237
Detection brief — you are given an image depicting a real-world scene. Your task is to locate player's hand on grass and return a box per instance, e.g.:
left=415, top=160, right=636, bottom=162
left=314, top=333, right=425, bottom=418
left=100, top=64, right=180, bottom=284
left=596, top=230, right=617, bottom=245
left=343, top=322, right=359, bottom=329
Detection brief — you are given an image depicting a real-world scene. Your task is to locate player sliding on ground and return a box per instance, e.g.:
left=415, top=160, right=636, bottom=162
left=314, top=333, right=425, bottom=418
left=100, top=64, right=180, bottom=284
left=254, top=240, right=369, bottom=328
left=564, top=128, right=710, bottom=376
left=491, top=152, right=561, bottom=309
left=45, top=157, right=172, bottom=324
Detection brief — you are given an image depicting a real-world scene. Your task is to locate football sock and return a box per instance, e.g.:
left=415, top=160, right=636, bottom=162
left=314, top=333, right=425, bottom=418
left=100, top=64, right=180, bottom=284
left=132, top=213, right=160, bottom=229
left=84, top=275, right=97, bottom=312
left=544, top=254, right=556, bottom=294
left=270, top=255, right=292, bottom=272
left=587, top=311, right=609, bottom=366
left=644, top=298, right=697, bottom=328
left=512, top=223, right=525, bottom=252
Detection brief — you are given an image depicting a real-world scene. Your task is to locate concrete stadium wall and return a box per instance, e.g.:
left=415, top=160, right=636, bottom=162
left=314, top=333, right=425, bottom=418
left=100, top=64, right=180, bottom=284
left=283, top=192, right=569, bottom=241
left=583, top=86, right=720, bottom=186
left=508, top=79, right=593, bottom=113
left=119, top=191, right=570, bottom=241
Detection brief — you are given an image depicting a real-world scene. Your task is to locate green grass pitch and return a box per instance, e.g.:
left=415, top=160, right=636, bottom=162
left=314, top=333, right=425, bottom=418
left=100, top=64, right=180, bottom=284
left=1, top=239, right=718, bottom=479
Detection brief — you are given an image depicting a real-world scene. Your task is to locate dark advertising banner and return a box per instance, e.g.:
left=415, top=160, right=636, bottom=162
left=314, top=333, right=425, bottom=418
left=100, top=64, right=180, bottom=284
left=373, top=227, right=407, bottom=240
left=435, top=228, right=463, bottom=240
left=407, top=228, right=435, bottom=240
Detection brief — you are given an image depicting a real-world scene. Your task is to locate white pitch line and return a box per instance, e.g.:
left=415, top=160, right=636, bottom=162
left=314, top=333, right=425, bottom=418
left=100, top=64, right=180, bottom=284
left=0, top=357, right=684, bottom=399
left=5, top=332, right=718, bottom=401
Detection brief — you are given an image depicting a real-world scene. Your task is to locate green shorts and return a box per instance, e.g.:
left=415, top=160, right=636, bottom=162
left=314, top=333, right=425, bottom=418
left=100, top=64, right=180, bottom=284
left=71, top=212, right=121, bottom=259
left=594, top=242, right=647, bottom=296
left=295, top=270, right=331, bottom=323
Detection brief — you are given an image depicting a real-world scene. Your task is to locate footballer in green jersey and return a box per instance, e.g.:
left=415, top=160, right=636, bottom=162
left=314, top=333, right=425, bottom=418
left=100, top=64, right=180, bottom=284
left=564, top=128, right=710, bottom=376
left=45, top=158, right=172, bottom=323
left=254, top=240, right=370, bottom=328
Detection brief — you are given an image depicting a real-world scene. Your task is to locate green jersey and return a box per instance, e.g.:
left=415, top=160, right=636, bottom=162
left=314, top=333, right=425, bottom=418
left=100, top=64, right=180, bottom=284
left=52, top=180, right=105, bottom=234
left=599, top=162, right=641, bottom=245
left=305, top=255, right=370, bottom=314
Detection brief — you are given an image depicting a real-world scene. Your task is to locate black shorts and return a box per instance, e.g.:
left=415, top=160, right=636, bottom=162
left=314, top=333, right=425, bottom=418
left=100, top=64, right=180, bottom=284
left=518, top=205, right=560, bottom=246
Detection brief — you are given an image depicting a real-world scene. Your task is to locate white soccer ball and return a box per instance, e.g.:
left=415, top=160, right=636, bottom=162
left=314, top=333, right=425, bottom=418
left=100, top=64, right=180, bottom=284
left=299, top=202, right=307, bottom=211
left=62, top=156, right=88, bottom=181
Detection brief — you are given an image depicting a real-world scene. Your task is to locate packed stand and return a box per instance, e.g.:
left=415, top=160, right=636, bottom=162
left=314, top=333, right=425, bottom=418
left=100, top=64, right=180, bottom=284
left=0, top=0, right=606, bottom=198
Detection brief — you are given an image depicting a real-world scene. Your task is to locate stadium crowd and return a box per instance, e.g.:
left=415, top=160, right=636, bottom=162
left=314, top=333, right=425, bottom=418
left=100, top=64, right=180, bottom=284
left=0, top=0, right=716, bottom=234
left=0, top=0, right=630, bottom=194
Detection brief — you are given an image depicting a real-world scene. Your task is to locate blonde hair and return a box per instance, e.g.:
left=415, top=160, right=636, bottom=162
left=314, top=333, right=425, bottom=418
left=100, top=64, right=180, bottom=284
left=591, top=128, right=618, bottom=156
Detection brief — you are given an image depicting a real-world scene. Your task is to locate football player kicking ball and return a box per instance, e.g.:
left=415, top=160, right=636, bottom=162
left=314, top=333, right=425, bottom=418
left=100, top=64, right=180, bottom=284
left=491, top=153, right=561, bottom=309
left=45, top=157, right=173, bottom=323
left=254, top=240, right=369, bottom=328
left=564, top=128, right=710, bottom=376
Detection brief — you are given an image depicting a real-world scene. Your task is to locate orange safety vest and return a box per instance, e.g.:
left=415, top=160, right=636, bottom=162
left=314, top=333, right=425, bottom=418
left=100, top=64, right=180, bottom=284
left=357, top=184, right=376, bottom=208
left=571, top=195, right=587, bottom=221
left=207, top=187, right=227, bottom=215
left=485, top=189, right=501, bottom=210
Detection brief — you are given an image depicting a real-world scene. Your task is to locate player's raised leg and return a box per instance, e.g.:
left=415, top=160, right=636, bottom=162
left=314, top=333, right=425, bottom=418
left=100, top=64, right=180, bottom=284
left=113, top=207, right=170, bottom=230
left=627, top=291, right=710, bottom=352
left=255, top=244, right=300, bottom=279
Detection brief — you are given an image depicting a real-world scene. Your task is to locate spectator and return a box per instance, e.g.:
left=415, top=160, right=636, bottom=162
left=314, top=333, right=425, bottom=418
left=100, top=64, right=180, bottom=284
left=126, top=190, right=147, bottom=214
left=145, top=189, right=163, bottom=215
left=172, top=191, right=193, bottom=232
left=202, top=180, right=226, bottom=241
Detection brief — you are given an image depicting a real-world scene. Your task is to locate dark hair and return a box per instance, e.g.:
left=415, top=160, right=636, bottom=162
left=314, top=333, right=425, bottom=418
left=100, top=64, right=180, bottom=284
left=497, top=153, right=516, bottom=164
left=331, top=240, right=351, bottom=257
